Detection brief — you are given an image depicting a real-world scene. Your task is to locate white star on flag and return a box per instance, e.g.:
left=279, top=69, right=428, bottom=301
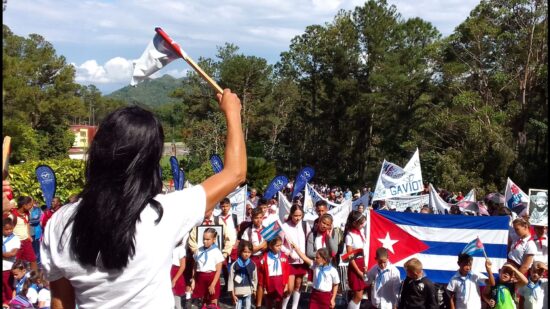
left=377, top=232, right=399, bottom=254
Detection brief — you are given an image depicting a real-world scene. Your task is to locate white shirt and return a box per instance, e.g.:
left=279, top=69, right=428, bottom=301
left=281, top=221, right=307, bottom=264
left=40, top=185, right=206, bottom=309
left=345, top=230, right=366, bottom=251
left=311, top=263, right=340, bottom=292
left=446, top=271, right=483, bottom=309
left=194, top=245, right=224, bottom=272
left=3, top=234, right=21, bottom=269
left=172, top=243, right=187, bottom=267
left=508, top=235, right=537, bottom=266
left=518, top=278, right=548, bottom=309
left=27, top=286, right=39, bottom=304
left=367, top=263, right=401, bottom=309
left=262, top=213, right=278, bottom=227
left=219, top=213, right=236, bottom=233
left=37, top=288, right=51, bottom=308
left=242, top=226, right=264, bottom=256
left=264, top=253, right=284, bottom=276
left=532, top=235, right=548, bottom=263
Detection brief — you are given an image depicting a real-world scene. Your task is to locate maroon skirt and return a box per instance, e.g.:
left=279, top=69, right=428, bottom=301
left=266, top=275, right=285, bottom=302
left=309, top=289, right=332, bottom=309
left=171, top=265, right=186, bottom=296
left=192, top=271, right=221, bottom=301
left=348, top=257, right=367, bottom=291
left=251, top=255, right=264, bottom=286
left=290, top=263, right=309, bottom=276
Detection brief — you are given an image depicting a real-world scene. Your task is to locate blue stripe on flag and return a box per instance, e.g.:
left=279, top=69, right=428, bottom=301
left=421, top=241, right=506, bottom=258
left=377, top=210, right=509, bottom=230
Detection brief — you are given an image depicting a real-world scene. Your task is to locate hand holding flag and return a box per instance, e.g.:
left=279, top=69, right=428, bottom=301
left=131, top=27, right=223, bottom=94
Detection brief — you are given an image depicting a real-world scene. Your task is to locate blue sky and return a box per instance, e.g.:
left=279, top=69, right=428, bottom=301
left=3, top=0, right=480, bottom=94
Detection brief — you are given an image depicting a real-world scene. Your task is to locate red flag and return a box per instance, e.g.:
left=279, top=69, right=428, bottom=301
left=367, top=211, right=429, bottom=269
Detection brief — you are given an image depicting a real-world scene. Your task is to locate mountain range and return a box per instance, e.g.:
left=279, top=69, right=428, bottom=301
left=106, top=75, right=184, bottom=107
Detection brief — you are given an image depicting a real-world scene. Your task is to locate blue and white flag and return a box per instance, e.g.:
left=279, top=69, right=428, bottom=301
left=366, top=210, right=508, bottom=283
left=210, top=154, right=224, bottom=174
left=264, top=175, right=289, bottom=200
left=461, top=237, right=486, bottom=256
left=291, top=167, right=315, bottom=199
left=261, top=220, right=282, bottom=241
left=177, top=169, right=185, bottom=191
left=169, top=156, right=180, bottom=191
left=35, top=165, right=56, bottom=209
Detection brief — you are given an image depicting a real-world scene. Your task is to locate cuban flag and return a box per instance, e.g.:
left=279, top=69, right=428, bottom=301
left=365, top=210, right=508, bottom=283
left=260, top=220, right=282, bottom=241
left=461, top=237, right=486, bottom=256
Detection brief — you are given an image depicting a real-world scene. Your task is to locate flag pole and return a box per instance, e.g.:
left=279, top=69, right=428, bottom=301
left=155, top=27, right=224, bottom=94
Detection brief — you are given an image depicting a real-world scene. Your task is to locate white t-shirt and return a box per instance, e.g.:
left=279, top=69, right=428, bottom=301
left=367, top=263, right=401, bottom=309
left=2, top=234, right=21, bottom=269
left=40, top=185, right=207, bottom=309
left=194, top=245, right=224, bottom=273
left=263, top=253, right=284, bottom=276
left=518, top=278, right=548, bottom=309
left=26, top=286, right=39, bottom=304
left=241, top=226, right=264, bottom=256
left=446, top=271, right=483, bottom=309
left=219, top=213, right=236, bottom=233
left=172, top=243, right=187, bottom=267
left=281, top=221, right=307, bottom=264
left=345, top=230, right=366, bottom=253
left=37, top=288, right=51, bottom=308
left=508, top=235, right=537, bottom=266
left=311, top=263, right=340, bottom=292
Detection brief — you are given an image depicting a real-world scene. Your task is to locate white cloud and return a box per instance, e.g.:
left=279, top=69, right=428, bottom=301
left=74, top=57, right=132, bottom=84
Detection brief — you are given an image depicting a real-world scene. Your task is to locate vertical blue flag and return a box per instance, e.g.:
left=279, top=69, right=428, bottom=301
left=169, top=156, right=180, bottom=190
left=35, top=165, right=56, bottom=209
left=210, top=154, right=224, bottom=174
left=263, top=175, right=289, bottom=200
left=291, top=167, right=315, bottom=199
left=177, top=169, right=185, bottom=191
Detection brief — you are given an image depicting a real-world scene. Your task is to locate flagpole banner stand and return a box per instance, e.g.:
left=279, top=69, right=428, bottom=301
left=528, top=189, right=548, bottom=226
left=196, top=225, right=224, bottom=249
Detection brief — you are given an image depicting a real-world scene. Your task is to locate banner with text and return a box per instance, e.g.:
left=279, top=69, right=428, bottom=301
left=373, top=148, right=423, bottom=201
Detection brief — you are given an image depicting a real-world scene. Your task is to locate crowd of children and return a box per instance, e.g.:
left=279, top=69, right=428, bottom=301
left=2, top=187, right=548, bottom=309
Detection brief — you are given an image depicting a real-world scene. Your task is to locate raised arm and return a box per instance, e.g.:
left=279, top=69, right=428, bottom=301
left=201, top=89, right=247, bottom=213
left=289, top=241, right=313, bottom=265
left=485, top=258, right=495, bottom=287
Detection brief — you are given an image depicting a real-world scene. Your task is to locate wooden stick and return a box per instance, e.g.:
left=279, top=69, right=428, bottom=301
left=155, top=27, right=224, bottom=94
left=3, top=136, right=11, bottom=180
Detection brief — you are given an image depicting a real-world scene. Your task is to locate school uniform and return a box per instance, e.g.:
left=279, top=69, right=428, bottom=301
left=367, top=262, right=401, bottom=309
left=282, top=221, right=309, bottom=276
left=219, top=213, right=239, bottom=261
left=192, top=244, right=224, bottom=301
left=171, top=243, right=187, bottom=296
left=228, top=258, right=258, bottom=309
left=9, top=210, right=36, bottom=263
left=309, top=263, right=340, bottom=309
left=446, top=271, right=483, bottom=309
left=241, top=225, right=265, bottom=285
left=260, top=251, right=290, bottom=302
left=518, top=278, right=548, bottom=309
left=345, top=229, right=367, bottom=291
left=2, top=233, right=20, bottom=304
left=508, top=235, right=537, bottom=269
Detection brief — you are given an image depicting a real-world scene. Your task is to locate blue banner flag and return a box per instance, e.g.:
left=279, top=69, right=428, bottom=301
left=177, top=169, right=185, bottom=191
left=210, top=154, right=224, bottom=174
left=35, top=165, right=57, bottom=209
left=291, top=167, right=315, bottom=199
left=169, top=156, right=180, bottom=190
left=263, top=175, right=289, bottom=200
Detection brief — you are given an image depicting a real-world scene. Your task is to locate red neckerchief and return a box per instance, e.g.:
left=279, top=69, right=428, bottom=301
left=513, top=236, right=528, bottom=249
left=253, top=226, right=262, bottom=243
left=203, top=217, right=213, bottom=225
left=11, top=209, right=29, bottom=225
left=349, top=228, right=365, bottom=244
left=320, top=231, right=328, bottom=247
left=221, top=214, right=231, bottom=225
left=533, top=235, right=546, bottom=250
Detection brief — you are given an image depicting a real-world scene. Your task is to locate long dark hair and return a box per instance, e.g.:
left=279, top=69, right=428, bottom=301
left=68, top=106, right=165, bottom=270
left=286, top=205, right=304, bottom=223
left=344, top=210, right=365, bottom=236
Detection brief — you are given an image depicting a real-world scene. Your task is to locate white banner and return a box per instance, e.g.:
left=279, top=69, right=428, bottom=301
left=464, top=189, right=476, bottom=202
left=304, top=183, right=352, bottom=229
left=213, top=185, right=247, bottom=223
left=429, top=183, right=450, bottom=214
left=278, top=191, right=292, bottom=222
left=385, top=194, right=429, bottom=212
left=373, top=148, right=423, bottom=201
left=528, top=189, right=547, bottom=226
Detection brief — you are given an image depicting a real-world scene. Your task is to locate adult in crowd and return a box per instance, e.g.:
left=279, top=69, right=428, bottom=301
left=40, top=89, right=246, bottom=308
left=247, top=188, right=259, bottom=208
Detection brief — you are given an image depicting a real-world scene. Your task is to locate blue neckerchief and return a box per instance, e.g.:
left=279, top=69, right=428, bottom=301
left=458, top=272, right=471, bottom=299
left=376, top=268, right=390, bottom=290
left=496, top=285, right=508, bottom=304
left=3, top=234, right=15, bottom=253
left=526, top=280, right=541, bottom=300
left=315, top=264, right=332, bottom=289
left=197, top=244, right=218, bottom=265
left=267, top=251, right=280, bottom=273
left=15, top=274, right=27, bottom=294
left=236, top=258, right=251, bottom=283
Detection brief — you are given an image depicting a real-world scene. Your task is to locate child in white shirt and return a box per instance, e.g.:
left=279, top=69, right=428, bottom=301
left=191, top=228, right=224, bottom=308
left=519, top=261, right=548, bottom=309
left=447, top=253, right=495, bottom=309
left=367, top=247, right=401, bottom=309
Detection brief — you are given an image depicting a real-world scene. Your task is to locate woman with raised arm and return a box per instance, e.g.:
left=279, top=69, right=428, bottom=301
left=40, top=89, right=246, bottom=309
